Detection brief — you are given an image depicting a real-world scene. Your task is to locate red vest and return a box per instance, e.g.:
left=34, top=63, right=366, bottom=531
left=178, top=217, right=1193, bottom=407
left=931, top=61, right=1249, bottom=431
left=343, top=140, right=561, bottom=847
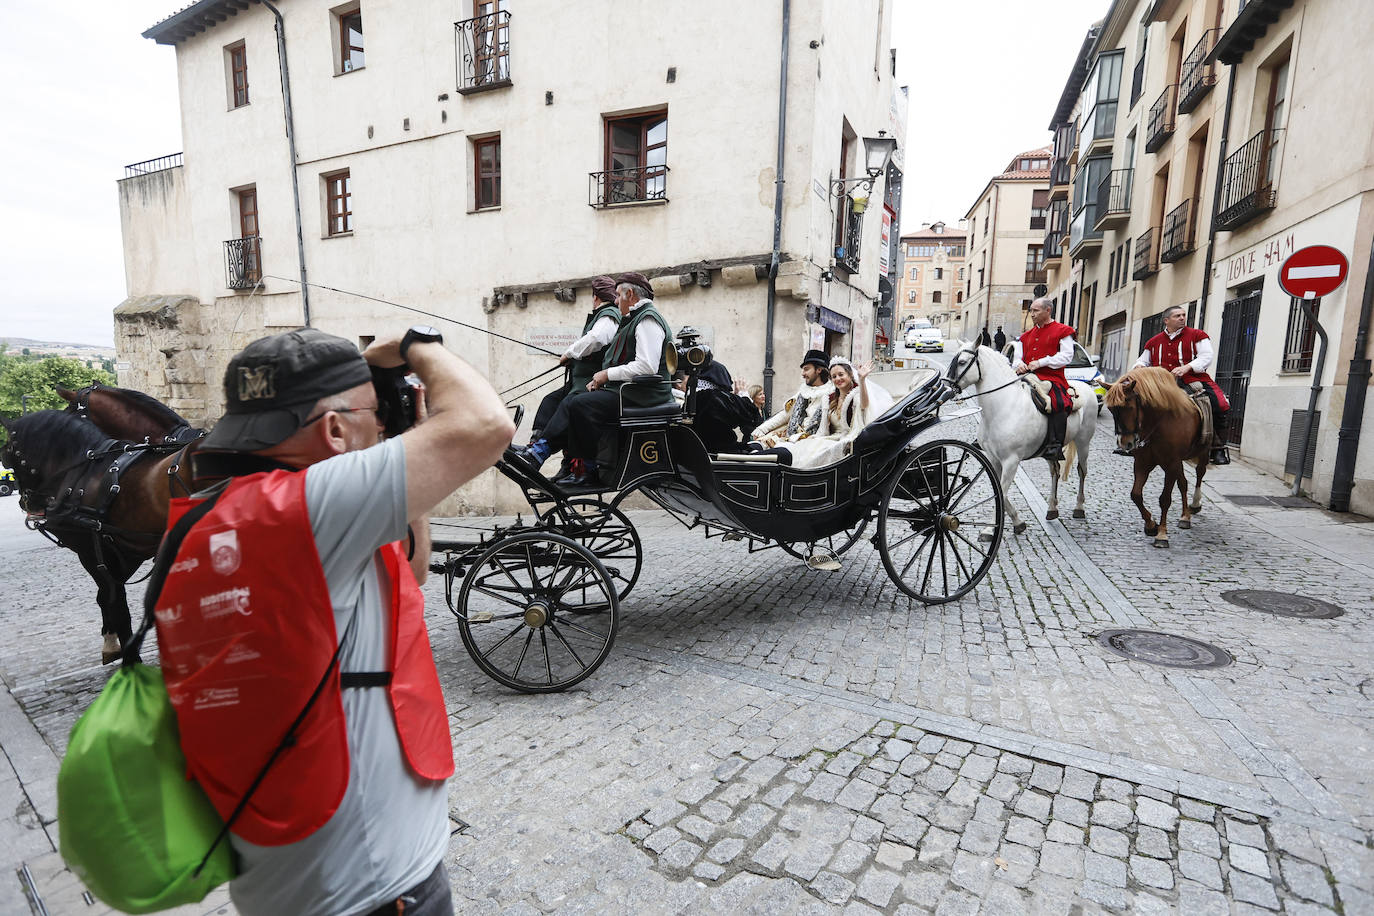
left=1019, top=321, right=1076, bottom=388
left=155, top=470, right=454, bottom=847
left=1143, top=327, right=1229, bottom=410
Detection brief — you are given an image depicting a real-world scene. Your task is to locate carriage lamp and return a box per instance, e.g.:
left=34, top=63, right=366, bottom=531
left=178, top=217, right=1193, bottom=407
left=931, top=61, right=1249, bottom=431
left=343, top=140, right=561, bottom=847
left=829, top=135, right=898, bottom=200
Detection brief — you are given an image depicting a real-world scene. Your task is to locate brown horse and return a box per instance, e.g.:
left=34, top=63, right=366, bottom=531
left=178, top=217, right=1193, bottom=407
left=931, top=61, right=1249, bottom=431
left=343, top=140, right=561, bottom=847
left=1104, top=366, right=1210, bottom=549
left=59, top=381, right=200, bottom=447
left=0, top=408, right=198, bottom=663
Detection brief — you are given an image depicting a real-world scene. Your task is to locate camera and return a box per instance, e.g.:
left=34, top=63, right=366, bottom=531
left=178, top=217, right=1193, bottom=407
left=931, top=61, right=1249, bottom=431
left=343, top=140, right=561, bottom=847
left=371, top=364, right=419, bottom=438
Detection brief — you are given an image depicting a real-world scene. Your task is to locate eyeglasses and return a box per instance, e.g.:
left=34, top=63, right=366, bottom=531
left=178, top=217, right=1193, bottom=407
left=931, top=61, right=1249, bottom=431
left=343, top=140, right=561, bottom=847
left=301, top=402, right=388, bottom=427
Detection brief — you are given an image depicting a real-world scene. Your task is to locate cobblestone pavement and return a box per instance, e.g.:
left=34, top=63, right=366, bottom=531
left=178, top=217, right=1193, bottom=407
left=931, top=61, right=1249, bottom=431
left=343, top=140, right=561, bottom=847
left=2, top=412, right=1372, bottom=914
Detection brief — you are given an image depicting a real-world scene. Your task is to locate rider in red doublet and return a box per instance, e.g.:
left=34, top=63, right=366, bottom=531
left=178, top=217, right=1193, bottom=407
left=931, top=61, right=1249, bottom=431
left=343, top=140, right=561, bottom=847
left=1013, top=298, right=1077, bottom=461
left=1134, top=305, right=1231, bottom=464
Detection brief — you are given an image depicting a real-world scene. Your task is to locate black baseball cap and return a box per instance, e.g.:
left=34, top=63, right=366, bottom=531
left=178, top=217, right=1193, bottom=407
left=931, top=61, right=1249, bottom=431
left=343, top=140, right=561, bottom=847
left=202, top=329, right=373, bottom=451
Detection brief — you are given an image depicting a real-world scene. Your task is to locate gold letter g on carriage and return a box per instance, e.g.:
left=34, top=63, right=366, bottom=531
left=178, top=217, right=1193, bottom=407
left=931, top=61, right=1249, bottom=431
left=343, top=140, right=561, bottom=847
left=639, top=441, right=659, bottom=464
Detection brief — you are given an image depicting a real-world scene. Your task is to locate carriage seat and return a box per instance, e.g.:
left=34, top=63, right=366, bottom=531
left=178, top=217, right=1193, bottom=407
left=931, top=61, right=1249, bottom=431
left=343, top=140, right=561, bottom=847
left=620, top=401, right=682, bottom=423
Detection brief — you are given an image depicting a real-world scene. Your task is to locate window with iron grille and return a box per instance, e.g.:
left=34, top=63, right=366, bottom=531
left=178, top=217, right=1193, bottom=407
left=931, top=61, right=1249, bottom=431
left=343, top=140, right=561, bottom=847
left=325, top=170, right=352, bottom=235
left=339, top=9, right=364, bottom=73
left=228, top=42, right=249, bottom=108
left=1281, top=297, right=1320, bottom=372
left=473, top=135, right=500, bottom=209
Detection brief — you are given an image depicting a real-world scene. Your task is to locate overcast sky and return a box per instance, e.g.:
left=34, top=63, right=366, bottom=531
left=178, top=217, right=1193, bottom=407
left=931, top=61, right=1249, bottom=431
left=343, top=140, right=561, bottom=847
left=0, top=0, right=1107, bottom=348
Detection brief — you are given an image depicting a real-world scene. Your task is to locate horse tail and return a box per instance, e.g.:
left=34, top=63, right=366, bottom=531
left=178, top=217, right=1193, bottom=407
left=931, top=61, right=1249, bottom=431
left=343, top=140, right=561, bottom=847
left=1060, top=441, right=1076, bottom=481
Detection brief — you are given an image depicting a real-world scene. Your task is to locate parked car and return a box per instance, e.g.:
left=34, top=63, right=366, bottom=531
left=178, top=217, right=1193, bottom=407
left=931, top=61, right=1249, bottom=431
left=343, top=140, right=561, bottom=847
left=0, top=469, right=15, bottom=497
left=912, top=328, right=945, bottom=353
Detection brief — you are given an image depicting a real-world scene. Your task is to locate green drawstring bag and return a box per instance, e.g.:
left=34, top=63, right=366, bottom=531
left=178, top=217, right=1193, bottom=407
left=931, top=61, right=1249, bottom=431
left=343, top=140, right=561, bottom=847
left=58, top=662, right=235, bottom=913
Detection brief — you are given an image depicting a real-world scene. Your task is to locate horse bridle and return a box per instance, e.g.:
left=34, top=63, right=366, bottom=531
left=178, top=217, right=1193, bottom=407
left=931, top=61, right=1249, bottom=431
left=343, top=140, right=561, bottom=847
left=944, top=346, right=1030, bottom=402
left=1109, top=387, right=1160, bottom=451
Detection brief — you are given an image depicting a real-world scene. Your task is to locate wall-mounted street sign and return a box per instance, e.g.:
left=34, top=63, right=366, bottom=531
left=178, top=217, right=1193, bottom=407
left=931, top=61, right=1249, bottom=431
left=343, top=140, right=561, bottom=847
left=1279, top=245, right=1349, bottom=300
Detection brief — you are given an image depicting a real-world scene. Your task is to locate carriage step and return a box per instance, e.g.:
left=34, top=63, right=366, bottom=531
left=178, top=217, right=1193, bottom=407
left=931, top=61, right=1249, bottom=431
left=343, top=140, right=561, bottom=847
left=806, top=552, right=842, bottom=572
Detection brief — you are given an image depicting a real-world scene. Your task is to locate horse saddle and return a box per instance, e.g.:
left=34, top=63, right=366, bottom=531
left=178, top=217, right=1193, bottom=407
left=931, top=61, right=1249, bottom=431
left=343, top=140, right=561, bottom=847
left=1184, top=382, right=1221, bottom=448
left=1023, top=377, right=1083, bottom=417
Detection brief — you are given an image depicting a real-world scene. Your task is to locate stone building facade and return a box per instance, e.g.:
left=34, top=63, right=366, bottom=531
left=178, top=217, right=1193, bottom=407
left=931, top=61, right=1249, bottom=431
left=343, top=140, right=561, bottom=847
left=1043, top=0, right=1374, bottom=513
left=894, top=222, right=967, bottom=335
left=116, top=0, right=905, bottom=510
left=959, top=148, right=1052, bottom=341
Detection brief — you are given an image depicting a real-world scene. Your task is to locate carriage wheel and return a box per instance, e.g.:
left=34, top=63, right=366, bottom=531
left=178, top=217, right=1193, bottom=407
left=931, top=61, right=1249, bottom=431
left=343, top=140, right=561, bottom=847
left=877, top=439, right=1004, bottom=605
left=456, top=531, right=619, bottom=693
left=778, top=517, right=871, bottom=562
left=540, top=498, right=643, bottom=601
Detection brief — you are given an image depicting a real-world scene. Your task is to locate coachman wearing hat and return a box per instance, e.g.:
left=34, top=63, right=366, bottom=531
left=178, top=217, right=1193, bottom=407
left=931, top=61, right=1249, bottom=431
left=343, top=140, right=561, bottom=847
left=515, top=271, right=674, bottom=485
left=530, top=275, right=622, bottom=439
left=746, top=348, right=836, bottom=459
left=150, top=327, right=513, bottom=916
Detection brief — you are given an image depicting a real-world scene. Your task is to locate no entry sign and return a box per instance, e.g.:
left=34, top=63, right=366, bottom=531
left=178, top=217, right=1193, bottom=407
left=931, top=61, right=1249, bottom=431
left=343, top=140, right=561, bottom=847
left=1279, top=245, right=1349, bottom=300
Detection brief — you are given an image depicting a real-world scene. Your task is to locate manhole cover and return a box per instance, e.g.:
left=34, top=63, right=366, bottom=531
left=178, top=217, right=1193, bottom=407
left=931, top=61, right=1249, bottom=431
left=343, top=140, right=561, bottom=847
left=1226, top=495, right=1273, bottom=506
left=1095, top=629, right=1233, bottom=669
left=1221, top=589, right=1344, bottom=619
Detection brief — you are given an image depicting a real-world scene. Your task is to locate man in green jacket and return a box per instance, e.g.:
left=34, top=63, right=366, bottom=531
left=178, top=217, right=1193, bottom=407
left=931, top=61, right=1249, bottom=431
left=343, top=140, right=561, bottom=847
left=530, top=276, right=621, bottom=439
left=514, top=272, right=673, bottom=486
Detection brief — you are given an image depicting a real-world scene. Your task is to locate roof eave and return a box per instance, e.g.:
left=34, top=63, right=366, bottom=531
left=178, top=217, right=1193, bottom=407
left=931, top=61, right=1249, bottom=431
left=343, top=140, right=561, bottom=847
left=143, top=0, right=254, bottom=46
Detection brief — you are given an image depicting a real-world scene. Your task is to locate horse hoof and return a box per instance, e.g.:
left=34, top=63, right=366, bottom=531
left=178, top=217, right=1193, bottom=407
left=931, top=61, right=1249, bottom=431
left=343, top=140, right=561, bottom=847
left=1180, top=519, right=1192, bottom=530
left=1154, top=538, right=1170, bottom=549
left=1145, top=524, right=1158, bottom=537
left=101, top=635, right=121, bottom=665
left=1045, top=510, right=1059, bottom=521
left=1013, top=521, right=1028, bottom=535
left=1072, top=509, right=1086, bottom=519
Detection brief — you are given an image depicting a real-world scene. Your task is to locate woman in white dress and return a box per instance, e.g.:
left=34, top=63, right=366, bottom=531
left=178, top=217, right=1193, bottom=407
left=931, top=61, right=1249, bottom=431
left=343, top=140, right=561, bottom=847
left=783, top=357, right=896, bottom=469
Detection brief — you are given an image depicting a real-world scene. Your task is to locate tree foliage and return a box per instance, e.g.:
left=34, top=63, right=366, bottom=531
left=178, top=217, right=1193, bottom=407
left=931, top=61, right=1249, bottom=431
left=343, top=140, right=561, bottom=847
left=0, top=352, right=117, bottom=418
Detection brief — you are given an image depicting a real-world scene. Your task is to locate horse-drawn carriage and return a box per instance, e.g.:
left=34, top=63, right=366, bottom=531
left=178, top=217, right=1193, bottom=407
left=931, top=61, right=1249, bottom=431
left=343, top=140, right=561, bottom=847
left=431, top=349, right=1007, bottom=693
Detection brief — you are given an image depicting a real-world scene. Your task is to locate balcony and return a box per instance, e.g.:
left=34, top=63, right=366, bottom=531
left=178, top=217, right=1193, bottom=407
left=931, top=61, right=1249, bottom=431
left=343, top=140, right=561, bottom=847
left=589, top=164, right=669, bottom=209
left=1049, top=158, right=1072, bottom=201
left=1133, top=227, right=1161, bottom=279
left=1024, top=268, right=1048, bottom=285
left=124, top=152, right=183, bottom=179
left=1069, top=206, right=1103, bottom=257
left=1146, top=85, right=1177, bottom=153
left=1178, top=30, right=1218, bottom=114
left=455, top=11, right=511, bottom=93
left=1129, top=56, right=1145, bottom=109
left=835, top=205, right=864, bottom=274
left=1094, top=169, right=1133, bottom=230
left=1043, top=229, right=1062, bottom=267
left=1161, top=199, right=1197, bottom=262
left=1216, top=129, right=1282, bottom=231
left=224, top=236, right=261, bottom=290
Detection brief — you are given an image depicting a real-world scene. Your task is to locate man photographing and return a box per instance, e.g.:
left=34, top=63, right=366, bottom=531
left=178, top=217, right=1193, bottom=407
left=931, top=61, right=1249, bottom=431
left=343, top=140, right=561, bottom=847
left=152, top=327, right=514, bottom=916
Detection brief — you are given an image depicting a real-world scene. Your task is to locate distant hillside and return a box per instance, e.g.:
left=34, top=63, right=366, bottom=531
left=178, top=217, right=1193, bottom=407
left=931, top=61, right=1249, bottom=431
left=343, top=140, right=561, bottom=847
left=2, top=336, right=110, bottom=350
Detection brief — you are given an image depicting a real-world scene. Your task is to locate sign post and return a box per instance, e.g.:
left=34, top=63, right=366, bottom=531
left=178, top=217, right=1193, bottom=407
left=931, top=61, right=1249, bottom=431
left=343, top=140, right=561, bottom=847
left=1278, top=246, right=1350, bottom=498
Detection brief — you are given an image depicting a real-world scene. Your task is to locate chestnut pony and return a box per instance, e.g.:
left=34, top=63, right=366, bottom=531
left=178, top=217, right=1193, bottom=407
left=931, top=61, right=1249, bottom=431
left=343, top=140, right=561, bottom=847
left=1104, top=366, right=1210, bottom=548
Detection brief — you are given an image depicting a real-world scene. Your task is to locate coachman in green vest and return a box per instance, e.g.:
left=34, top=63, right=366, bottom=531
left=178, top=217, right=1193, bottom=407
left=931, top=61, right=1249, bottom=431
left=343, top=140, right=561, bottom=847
left=530, top=276, right=621, bottom=438
left=511, top=272, right=674, bottom=487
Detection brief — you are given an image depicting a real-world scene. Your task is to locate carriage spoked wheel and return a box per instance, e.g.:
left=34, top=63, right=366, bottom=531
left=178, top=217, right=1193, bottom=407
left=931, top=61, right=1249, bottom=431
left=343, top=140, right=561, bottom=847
left=539, top=498, right=643, bottom=601
left=877, top=439, right=1004, bottom=604
left=455, top=531, right=619, bottom=693
left=778, top=517, right=871, bottom=566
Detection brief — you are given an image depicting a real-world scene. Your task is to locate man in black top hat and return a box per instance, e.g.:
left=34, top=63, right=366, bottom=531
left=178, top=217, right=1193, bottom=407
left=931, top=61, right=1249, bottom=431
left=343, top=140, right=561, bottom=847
left=747, top=349, right=834, bottom=456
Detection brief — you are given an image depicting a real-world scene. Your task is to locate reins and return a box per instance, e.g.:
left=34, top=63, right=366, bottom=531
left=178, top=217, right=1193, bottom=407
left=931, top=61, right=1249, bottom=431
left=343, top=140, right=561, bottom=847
left=944, top=348, right=1027, bottom=403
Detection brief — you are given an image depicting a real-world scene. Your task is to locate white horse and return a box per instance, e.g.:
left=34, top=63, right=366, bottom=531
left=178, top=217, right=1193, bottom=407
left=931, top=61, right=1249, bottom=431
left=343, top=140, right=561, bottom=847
left=945, top=343, right=1096, bottom=535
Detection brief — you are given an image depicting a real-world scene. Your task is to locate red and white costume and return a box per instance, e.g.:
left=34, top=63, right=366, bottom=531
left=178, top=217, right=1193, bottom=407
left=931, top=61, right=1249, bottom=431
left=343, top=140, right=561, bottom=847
left=1134, top=327, right=1229, bottom=411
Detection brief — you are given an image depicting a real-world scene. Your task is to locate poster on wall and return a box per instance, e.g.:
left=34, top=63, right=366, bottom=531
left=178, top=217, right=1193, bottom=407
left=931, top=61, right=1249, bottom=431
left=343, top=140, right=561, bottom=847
left=879, top=209, right=893, bottom=275
left=809, top=323, right=826, bottom=350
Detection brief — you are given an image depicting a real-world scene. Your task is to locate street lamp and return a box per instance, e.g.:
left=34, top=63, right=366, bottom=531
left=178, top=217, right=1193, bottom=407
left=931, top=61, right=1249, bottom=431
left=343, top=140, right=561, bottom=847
left=830, top=135, right=899, bottom=202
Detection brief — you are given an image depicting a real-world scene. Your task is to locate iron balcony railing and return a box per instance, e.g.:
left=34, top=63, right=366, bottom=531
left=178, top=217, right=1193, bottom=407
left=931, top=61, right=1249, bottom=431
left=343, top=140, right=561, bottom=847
left=455, top=10, right=511, bottom=93
left=124, top=153, right=183, bottom=179
left=1133, top=227, right=1161, bottom=279
left=1043, top=223, right=1063, bottom=263
left=1146, top=84, right=1177, bottom=153
left=589, top=164, right=669, bottom=208
left=1178, top=29, right=1218, bottom=113
left=1094, top=169, right=1133, bottom=229
left=1025, top=268, right=1047, bottom=285
left=224, top=236, right=261, bottom=289
left=836, top=205, right=864, bottom=273
left=1216, top=129, right=1282, bottom=231
left=1161, top=198, right=1197, bottom=262
left=1130, top=56, right=1146, bottom=108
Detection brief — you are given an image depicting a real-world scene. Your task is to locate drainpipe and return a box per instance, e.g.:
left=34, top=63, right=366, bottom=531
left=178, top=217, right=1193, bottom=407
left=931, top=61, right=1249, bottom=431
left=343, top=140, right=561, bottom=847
left=1291, top=299, right=1328, bottom=497
left=763, top=0, right=790, bottom=415
left=261, top=0, right=311, bottom=326
left=1329, top=235, right=1374, bottom=511
left=1198, top=63, right=1237, bottom=331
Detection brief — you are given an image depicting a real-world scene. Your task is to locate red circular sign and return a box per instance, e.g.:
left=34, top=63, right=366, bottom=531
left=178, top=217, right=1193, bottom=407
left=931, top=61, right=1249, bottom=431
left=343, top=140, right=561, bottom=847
left=1279, top=245, right=1349, bottom=300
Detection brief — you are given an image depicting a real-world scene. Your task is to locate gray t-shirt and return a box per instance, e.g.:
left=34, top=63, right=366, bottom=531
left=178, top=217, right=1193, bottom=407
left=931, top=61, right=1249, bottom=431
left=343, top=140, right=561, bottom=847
left=227, top=436, right=449, bottom=916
